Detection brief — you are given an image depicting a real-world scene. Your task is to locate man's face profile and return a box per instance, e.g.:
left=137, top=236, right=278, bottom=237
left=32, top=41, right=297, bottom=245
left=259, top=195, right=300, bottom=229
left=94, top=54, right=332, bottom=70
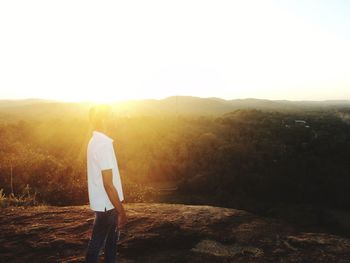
left=90, top=105, right=113, bottom=131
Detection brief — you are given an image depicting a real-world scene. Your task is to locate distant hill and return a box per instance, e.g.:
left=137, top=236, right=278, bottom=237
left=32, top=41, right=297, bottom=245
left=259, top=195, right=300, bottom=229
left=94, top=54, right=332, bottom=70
left=0, top=98, right=54, bottom=108
left=1, top=96, right=350, bottom=120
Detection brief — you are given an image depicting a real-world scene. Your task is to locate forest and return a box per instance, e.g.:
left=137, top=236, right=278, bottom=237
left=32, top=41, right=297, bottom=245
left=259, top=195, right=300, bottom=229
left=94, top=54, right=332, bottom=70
left=1, top=107, right=350, bottom=216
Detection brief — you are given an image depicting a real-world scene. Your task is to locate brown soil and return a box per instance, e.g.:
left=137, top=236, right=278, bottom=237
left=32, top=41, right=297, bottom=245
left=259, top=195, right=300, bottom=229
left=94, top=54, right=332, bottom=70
left=0, top=203, right=349, bottom=262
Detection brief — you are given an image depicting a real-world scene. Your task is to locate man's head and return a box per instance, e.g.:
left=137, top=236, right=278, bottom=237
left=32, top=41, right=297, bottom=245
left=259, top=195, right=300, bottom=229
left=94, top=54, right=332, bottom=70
left=89, top=105, right=113, bottom=132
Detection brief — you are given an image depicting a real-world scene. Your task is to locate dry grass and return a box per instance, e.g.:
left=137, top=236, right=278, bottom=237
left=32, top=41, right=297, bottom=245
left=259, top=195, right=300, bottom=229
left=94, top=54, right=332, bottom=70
left=0, top=188, right=38, bottom=207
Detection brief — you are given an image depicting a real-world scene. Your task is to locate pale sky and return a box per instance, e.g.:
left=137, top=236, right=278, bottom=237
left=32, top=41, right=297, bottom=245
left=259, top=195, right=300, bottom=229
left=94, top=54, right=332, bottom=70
left=0, top=0, right=350, bottom=102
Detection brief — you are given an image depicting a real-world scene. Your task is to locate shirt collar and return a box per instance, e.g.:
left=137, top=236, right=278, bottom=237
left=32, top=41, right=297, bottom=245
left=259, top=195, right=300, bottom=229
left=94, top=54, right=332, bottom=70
left=92, top=131, right=114, bottom=142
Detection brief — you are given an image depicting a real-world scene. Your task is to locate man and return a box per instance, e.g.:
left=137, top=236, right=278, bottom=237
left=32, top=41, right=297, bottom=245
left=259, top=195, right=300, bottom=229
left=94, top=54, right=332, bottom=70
left=86, top=105, right=127, bottom=263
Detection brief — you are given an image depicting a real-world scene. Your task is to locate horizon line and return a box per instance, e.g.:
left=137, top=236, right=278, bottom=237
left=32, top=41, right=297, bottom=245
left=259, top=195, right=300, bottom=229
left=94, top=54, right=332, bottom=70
left=1, top=95, right=350, bottom=104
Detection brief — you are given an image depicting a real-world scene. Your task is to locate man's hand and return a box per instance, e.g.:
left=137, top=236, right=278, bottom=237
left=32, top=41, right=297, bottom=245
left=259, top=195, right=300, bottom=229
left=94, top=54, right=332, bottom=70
left=117, top=208, right=127, bottom=229
left=102, top=169, right=127, bottom=229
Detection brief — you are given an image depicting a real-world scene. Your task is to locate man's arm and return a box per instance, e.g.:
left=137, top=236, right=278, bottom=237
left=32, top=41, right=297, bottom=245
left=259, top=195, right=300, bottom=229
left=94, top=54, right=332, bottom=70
left=102, top=169, right=127, bottom=228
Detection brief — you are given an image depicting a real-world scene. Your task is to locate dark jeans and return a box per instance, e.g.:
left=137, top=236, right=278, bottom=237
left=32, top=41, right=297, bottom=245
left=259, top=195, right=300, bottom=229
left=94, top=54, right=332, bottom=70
left=86, top=208, right=118, bottom=263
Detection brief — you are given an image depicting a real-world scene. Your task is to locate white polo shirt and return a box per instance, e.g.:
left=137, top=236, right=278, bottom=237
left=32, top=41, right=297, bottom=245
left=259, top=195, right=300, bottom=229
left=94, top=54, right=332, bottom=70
left=87, top=131, right=124, bottom=212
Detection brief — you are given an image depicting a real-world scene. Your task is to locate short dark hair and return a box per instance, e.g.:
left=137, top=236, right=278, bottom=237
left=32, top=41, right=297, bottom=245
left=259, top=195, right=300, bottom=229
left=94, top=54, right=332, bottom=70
left=89, top=105, right=112, bottom=129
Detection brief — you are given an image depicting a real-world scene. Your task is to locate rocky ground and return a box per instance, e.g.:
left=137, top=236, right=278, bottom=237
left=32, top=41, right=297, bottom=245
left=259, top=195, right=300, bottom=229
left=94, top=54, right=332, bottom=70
left=0, top=203, right=349, bottom=262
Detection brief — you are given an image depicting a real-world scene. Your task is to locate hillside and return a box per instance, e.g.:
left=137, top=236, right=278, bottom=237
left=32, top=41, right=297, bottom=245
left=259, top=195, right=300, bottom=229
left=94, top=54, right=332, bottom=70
left=1, top=203, right=349, bottom=262
left=0, top=99, right=54, bottom=108
left=1, top=96, right=350, bottom=120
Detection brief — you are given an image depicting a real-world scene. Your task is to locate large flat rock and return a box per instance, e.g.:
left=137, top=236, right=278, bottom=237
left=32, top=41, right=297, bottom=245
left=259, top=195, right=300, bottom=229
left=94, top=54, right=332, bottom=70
left=0, top=203, right=349, bottom=262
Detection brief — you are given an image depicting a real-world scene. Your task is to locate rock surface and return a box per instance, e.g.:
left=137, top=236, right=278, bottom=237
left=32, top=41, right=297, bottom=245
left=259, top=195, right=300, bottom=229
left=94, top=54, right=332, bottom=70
left=0, top=203, right=349, bottom=262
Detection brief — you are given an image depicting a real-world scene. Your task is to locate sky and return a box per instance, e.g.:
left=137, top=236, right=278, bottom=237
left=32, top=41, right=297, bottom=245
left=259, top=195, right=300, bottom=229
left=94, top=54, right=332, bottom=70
left=0, top=0, right=350, bottom=102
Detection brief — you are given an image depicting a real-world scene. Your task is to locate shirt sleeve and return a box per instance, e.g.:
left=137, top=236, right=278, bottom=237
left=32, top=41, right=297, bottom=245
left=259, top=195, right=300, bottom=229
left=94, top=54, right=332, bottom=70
left=94, top=142, right=115, bottom=171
